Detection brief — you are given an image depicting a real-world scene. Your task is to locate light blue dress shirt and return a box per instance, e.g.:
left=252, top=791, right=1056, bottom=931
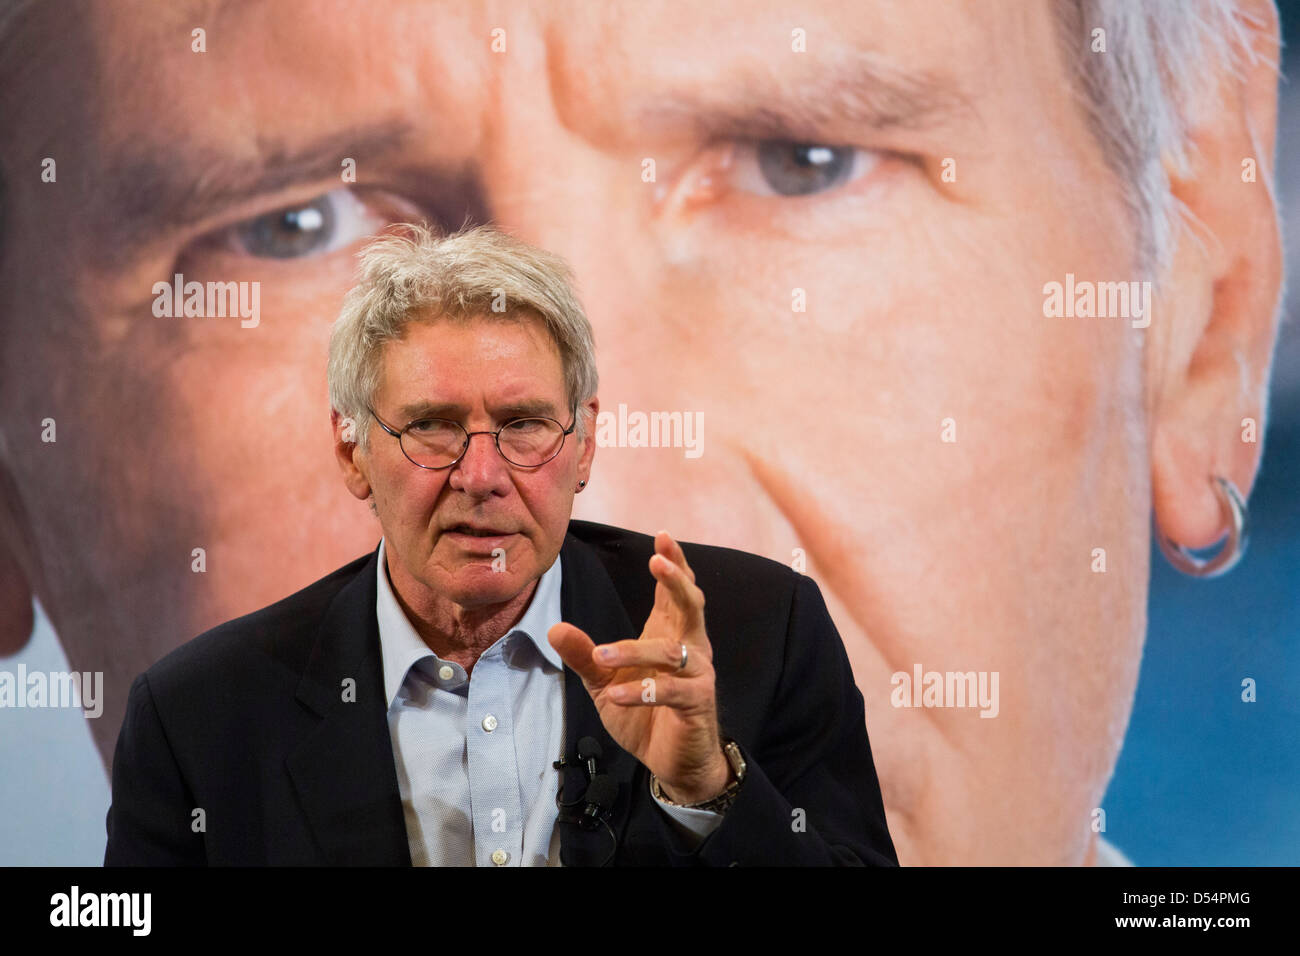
left=375, top=538, right=723, bottom=866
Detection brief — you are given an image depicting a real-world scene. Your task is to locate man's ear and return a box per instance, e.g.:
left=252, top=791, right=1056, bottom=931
left=575, top=395, right=599, bottom=488
left=1149, top=0, right=1283, bottom=551
left=332, top=409, right=373, bottom=502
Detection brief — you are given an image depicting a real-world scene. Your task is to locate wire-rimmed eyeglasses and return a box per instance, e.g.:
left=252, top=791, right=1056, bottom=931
left=367, top=405, right=578, bottom=469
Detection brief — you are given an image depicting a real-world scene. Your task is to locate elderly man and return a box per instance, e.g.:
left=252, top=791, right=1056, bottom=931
left=103, top=224, right=898, bottom=866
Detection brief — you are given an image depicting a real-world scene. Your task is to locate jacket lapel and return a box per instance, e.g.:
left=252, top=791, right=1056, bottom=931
left=285, top=547, right=412, bottom=865
left=556, top=530, right=645, bottom=866
left=283, top=531, right=647, bottom=867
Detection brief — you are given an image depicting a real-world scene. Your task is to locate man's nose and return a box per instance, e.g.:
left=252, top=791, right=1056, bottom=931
left=447, top=431, right=512, bottom=497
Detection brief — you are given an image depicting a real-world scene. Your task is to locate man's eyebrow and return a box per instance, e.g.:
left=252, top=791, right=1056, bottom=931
left=630, top=53, right=980, bottom=143
left=395, top=398, right=561, bottom=422
left=92, top=119, right=416, bottom=257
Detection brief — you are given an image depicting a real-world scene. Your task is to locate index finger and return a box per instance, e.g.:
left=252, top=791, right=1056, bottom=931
left=649, top=549, right=706, bottom=635
left=654, top=529, right=696, bottom=583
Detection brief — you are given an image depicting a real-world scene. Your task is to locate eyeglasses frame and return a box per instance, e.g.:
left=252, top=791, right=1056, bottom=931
left=366, top=403, right=579, bottom=470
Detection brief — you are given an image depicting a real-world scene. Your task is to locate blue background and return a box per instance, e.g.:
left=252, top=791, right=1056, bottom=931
left=1099, top=0, right=1300, bottom=865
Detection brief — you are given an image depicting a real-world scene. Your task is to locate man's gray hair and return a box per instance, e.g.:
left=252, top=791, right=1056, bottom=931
left=1056, top=0, right=1277, bottom=282
left=327, top=221, right=599, bottom=452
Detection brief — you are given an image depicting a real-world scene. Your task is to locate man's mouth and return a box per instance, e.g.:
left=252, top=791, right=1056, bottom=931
left=446, top=525, right=513, bottom=538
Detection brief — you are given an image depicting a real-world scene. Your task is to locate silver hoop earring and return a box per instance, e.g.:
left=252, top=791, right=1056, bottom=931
left=1156, top=475, right=1248, bottom=578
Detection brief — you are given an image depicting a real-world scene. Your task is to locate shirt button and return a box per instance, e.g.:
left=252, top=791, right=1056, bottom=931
left=438, top=664, right=454, bottom=681
left=481, top=714, right=498, bottom=732
left=491, top=849, right=509, bottom=866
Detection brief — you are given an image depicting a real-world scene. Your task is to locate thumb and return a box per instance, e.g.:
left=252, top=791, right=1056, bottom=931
left=548, top=621, right=607, bottom=686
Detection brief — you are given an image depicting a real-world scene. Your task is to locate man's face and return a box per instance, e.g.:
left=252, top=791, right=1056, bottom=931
left=0, top=0, right=1214, bottom=864
left=352, top=315, right=592, bottom=613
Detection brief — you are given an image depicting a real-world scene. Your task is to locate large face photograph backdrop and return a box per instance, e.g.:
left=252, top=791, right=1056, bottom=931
left=1, top=0, right=1297, bottom=865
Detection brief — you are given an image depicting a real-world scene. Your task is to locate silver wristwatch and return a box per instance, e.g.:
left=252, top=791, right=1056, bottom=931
left=651, top=739, right=747, bottom=814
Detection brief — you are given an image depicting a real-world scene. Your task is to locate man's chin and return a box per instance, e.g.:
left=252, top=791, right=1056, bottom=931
left=442, top=565, right=532, bottom=607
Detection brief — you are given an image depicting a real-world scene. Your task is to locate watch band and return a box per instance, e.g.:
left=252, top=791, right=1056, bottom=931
left=652, top=739, right=747, bottom=813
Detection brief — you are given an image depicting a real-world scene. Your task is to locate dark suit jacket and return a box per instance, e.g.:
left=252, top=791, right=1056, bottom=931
left=104, top=519, right=897, bottom=866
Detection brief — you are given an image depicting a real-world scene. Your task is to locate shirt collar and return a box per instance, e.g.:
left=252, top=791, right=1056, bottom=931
left=375, top=537, right=564, bottom=708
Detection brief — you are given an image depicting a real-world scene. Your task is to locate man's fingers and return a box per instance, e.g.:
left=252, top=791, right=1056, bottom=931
left=655, top=529, right=695, bottom=583
left=548, top=622, right=607, bottom=686
left=595, top=637, right=693, bottom=672
left=649, top=552, right=705, bottom=628
left=605, top=675, right=695, bottom=707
